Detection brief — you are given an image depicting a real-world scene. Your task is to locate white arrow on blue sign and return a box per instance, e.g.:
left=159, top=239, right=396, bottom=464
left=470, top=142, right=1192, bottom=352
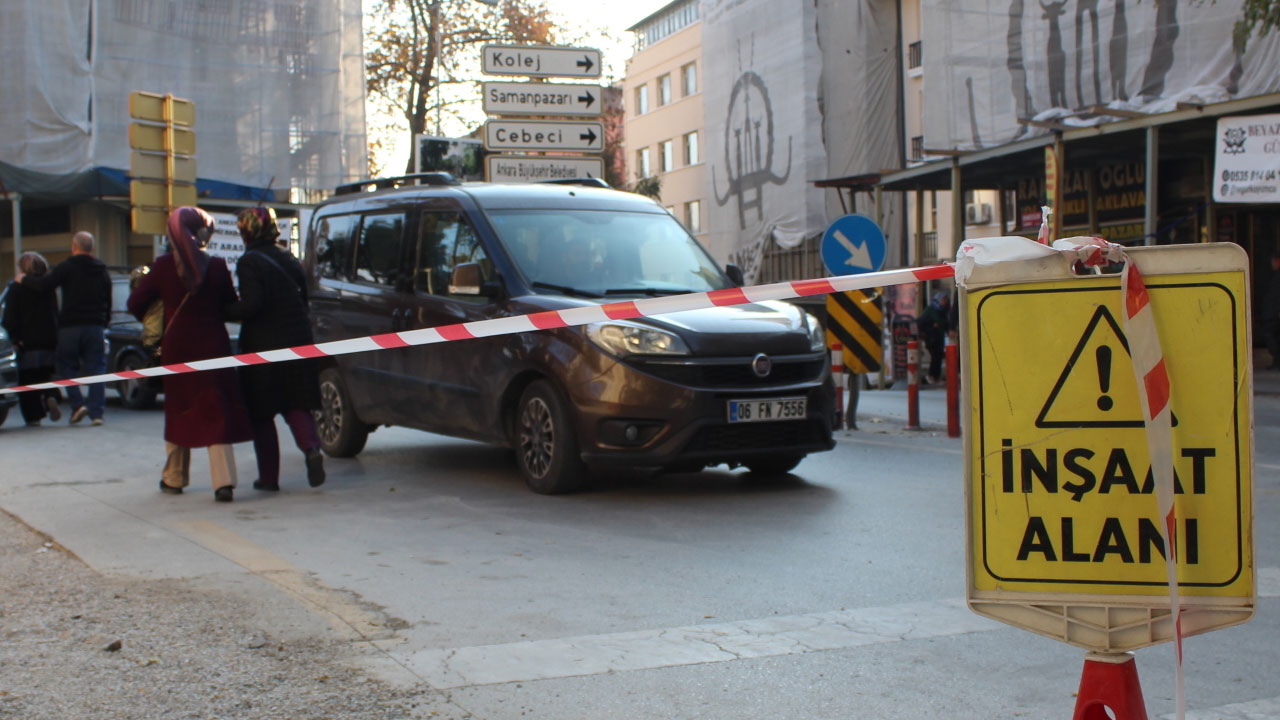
left=820, top=214, right=887, bottom=276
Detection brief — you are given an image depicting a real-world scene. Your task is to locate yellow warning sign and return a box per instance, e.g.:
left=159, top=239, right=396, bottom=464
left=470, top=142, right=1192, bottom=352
left=970, top=274, right=1251, bottom=597
left=825, top=289, right=883, bottom=373
left=962, top=243, right=1254, bottom=652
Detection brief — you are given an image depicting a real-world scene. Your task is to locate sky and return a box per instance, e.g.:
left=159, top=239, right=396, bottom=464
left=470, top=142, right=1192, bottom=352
left=371, top=0, right=671, bottom=172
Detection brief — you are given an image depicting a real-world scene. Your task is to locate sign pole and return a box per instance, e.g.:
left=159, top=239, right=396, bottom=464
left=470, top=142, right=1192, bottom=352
left=830, top=342, right=844, bottom=430
left=906, top=339, right=920, bottom=431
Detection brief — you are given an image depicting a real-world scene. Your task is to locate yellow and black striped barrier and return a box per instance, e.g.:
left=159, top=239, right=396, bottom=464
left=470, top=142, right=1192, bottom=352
left=825, top=288, right=883, bottom=374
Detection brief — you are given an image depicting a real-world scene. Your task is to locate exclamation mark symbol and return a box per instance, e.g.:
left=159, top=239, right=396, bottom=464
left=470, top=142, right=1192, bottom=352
left=1096, top=345, right=1113, bottom=411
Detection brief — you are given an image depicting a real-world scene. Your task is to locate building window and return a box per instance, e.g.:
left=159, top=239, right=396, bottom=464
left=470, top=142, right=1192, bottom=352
left=659, top=139, right=673, bottom=173
left=636, top=148, right=651, bottom=178
left=684, top=200, right=701, bottom=233
left=635, top=0, right=700, bottom=49
left=658, top=74, right=671, bottom=106
left=681, top=62, right=697, bottom=96
left=635, top=84, right=649, bottom=115
left=911, top=135, right=924, bottom=161
left=683, top=131, right=699, bottom=165
left=908, top=41, right=922, bottom=69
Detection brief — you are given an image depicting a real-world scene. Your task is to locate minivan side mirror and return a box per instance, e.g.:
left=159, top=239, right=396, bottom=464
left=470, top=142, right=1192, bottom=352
left=725, top=263, right=745, bottom=287
left=449, top=262, right=501, bottom=298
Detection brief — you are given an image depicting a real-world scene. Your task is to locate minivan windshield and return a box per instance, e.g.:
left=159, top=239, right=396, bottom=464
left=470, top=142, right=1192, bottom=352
left=487, top=209, right=729, bottom=297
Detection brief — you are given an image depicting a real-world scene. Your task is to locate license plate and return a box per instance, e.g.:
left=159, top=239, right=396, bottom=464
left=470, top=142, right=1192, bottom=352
left=727, top=397, right=807, bottom=423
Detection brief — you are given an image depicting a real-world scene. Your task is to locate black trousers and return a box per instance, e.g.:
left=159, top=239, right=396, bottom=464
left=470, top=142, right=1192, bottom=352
left=16, top=363, right=58, bottom=424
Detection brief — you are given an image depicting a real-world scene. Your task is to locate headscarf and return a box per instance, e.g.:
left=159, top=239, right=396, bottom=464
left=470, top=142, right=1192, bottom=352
left=236, top=206, right=280, bottom=249
left=167, top=206, right=215, bottom=293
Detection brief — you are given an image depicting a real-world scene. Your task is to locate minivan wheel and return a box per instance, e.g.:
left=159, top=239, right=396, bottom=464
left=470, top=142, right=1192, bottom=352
left=315, top=367, right=369, bottom=457
left=744, top=454, right=804, bottom=476
left=115, top=352, right=157, bottom=409
left=514, top=380, right=585, bottom=494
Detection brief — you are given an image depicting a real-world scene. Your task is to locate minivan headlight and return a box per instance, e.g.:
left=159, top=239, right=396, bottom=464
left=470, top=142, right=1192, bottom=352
left=586, top=321, right=690, bottom=357
left=806, top=312, right=825, bottom=352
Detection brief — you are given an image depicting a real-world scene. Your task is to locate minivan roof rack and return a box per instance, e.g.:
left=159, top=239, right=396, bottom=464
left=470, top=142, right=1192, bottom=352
left=537, top=177, right=610, bottom=189
left=334, top=172, right=461, bottom=196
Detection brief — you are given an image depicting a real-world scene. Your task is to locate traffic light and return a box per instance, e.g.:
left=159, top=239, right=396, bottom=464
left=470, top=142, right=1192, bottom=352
left=128, top=92, right=196, bottom=234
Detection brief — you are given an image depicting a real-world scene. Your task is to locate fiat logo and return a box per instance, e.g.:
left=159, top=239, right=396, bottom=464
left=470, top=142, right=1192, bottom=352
left=751, top=353, right=772, bottom=378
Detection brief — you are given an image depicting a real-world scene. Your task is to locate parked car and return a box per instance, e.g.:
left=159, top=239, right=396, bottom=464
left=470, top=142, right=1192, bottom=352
left=304, top=173, right=836, bottom=494
left=105, top=268, right=161, bottom=409
left=0, top=324, right=18, bottom=426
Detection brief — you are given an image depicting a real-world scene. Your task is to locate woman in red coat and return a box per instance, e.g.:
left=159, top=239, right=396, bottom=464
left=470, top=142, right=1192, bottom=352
left=127, top=207, right=253, bottom=502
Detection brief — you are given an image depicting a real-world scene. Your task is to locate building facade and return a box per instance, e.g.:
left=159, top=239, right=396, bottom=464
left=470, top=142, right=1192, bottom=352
left=623, top=1, right=708, bottom=250
left=0, top=0, right=368, bottom=279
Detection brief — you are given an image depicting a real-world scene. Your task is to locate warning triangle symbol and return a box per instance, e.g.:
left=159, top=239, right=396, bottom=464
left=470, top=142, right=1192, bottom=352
left=1035, top=305, right=1178, bottom=429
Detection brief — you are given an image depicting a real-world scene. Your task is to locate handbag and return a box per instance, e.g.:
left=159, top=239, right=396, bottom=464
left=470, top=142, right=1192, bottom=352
left=129, top=266, right=189, bottom=352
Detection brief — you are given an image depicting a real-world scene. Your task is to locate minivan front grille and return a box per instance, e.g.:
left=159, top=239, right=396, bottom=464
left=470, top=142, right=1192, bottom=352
left=630, top=355, right=824, bottom=389
left=686, top=420, right=824, bottom=453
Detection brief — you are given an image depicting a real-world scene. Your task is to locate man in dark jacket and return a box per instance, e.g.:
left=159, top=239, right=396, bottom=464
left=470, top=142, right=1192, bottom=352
left=20, top=231, right=112, bottom=424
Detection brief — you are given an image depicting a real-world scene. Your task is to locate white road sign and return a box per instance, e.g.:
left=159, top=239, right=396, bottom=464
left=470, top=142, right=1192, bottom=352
left=486, top=155, right=605, bottom=184
left=482, top=44, right=602, bottom=78
left=482, top=82, right=603, bottom=117
left=484, top=120, right=604, bottom=152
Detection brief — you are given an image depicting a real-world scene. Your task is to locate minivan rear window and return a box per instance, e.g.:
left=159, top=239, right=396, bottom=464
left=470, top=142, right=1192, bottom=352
left=487, top=209, right=728, bottom=297
left=315, top=214, right=360, bottom=281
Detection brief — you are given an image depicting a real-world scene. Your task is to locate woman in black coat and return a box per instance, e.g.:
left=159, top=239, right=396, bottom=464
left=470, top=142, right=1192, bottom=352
left=2, top=252, right=63, bottom=425
left=224, top=207, right=325, bottom=491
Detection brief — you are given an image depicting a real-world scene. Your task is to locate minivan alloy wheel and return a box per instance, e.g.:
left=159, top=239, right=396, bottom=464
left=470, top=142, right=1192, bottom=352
left=314, top=367, right=369, bottom=457
left=514, top=380, right=585, bottom=494
left=317, top=381, right=343, bottom=446
left=518, top=396, right=554, bottom=479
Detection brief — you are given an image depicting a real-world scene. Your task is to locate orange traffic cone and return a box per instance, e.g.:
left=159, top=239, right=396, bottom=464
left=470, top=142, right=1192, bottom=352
left=1072, top=652, right=1148, bottom=720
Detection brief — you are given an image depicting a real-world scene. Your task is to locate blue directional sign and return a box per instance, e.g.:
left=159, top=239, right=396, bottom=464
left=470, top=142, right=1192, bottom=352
left=821, top=214, right=887, bottom=276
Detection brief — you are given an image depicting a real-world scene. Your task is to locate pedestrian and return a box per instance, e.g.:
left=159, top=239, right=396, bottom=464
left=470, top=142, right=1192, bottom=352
left=224, top=207, right=325, bottom=492
left=917, top=290, right=951, bottom=384
left=3, top=252, right=63, bottom=426
left=127, top=207, right=252, bottom=502
left=1263, top=254, right=1280, bottom=370
left=18, top=232, right=111, bottom=425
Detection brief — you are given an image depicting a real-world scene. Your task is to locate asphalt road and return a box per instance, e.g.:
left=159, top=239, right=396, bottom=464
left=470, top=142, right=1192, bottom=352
left=1, top=384, right=1276, bottom=719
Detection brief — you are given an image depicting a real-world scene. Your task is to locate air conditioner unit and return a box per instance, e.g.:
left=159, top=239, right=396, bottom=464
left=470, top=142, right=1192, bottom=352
left=965, top=202, right=993, bottom=225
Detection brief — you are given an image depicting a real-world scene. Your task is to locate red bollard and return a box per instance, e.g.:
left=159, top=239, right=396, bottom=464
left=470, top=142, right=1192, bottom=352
left=830, top=342, right=844, bottom=430
left=906, top=340, right=920, bottom=430
left=946, top=338, right=959, bottom=438
left=1072, top=652, right=1149, bottom=720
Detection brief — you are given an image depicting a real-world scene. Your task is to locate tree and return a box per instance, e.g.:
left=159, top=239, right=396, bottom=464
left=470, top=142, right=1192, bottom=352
left=365, top=0, right=557, bottom=174
left=1233, top=0, right=1280, bottom=50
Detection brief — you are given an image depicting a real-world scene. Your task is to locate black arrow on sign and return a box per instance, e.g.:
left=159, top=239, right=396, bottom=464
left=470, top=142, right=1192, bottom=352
left=576, top=55, right=595, bottom=74
left=577, top=92, right=595, bottom=108
left=579, top=128, right=598, bottom=145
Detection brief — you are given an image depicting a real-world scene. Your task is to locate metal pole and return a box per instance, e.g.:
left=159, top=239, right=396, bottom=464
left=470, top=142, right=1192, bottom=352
left=906, top=339, right=920, bottom=430
left=831, top=342, right=844, bottom=430
left=951, top=158, right=964, bottom=258
left=10, top=192, right=21, bottom=269
left=1144, top=125, right=1159, bottom=245
left=946, top=335, right=959, bottom=438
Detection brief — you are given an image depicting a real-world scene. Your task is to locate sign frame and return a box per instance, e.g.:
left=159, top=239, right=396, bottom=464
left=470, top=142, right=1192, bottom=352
left=961, top=242, right=1255, bottom=653
left=485, top=155, right=604, bottom=184
left=481, top=44, right=603, bottom=79
left=482, top=81, right=603, bottom=117
left=483, top=119, right=604, bottom=153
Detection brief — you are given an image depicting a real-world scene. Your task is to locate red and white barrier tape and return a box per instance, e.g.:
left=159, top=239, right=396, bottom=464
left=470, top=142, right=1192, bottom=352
left=1121, top=259, right=1185, bottom=719
left=0, top=263, right=955, bottom=396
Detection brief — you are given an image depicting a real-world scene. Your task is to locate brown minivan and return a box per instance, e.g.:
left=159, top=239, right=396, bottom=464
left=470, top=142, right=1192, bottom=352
left=304, top=174, right=835, bottom=493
